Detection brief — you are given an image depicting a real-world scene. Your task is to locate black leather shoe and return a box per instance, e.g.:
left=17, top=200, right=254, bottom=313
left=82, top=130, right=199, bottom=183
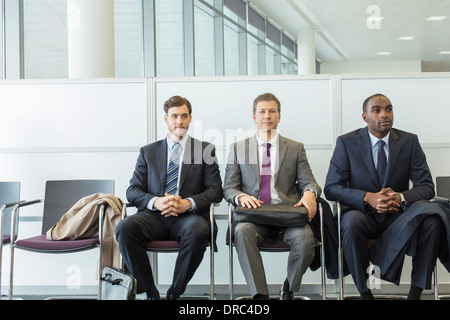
left=279, top=290, right=294, bottom=300
left=166, top=294, right=180, bottom=300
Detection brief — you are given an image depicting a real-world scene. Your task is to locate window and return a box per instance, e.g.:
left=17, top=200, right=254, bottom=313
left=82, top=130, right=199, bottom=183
left=23, top=0, right=68, bottom=79
left=224, top=19, right=240, bottom=75
left=194, top=2, right=215, bottom=76
left=23, top=0, right=143, bottom=79
left=155, top=0, right=184, bottom=77
left=114, top=0, right=143, bottom=78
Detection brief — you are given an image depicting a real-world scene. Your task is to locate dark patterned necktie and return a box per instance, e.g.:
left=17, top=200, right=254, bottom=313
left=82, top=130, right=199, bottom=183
left=374, top=140, right=387, bottom=223
left=259, top=143, right=271, bottom=204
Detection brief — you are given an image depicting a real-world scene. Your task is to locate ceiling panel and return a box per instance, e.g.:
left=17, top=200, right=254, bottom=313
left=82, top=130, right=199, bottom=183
left=249, top=0, right=450, bottom=71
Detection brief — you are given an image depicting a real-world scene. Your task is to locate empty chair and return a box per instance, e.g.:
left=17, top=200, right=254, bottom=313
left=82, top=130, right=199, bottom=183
left=9, top=180, right=114, bottom=299
left=0, top=182, right=22, bottom=298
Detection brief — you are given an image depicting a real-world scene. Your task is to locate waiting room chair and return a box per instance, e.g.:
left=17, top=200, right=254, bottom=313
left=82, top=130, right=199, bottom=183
left=227, top=202, right=327, bottom=300
left=0, top=182, right=22, bottom=298
left=431, top=176, right=450, bottom=299
left=335, top=202, right=438, bottom=300
left=122, top=202, right=218, bottom=300
left=8, top=179, right=114, bottom=300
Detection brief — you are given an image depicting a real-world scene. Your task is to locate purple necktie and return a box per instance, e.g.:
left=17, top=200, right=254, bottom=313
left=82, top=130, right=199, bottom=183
left=259, top=143, right=271, bottom=204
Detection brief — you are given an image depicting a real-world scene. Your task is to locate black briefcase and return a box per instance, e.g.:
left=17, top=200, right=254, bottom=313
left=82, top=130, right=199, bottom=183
left=233, top=204, right=308, bottom=227
left=100, top=267, right=137, bottom=300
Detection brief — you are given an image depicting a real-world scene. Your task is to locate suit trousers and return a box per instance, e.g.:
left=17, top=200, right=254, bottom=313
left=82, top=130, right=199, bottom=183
left=234, top=222, right=315, bottom=297
left=341, top=210, right=443, bottom=293
left=115, top=210, right=209, bottom=295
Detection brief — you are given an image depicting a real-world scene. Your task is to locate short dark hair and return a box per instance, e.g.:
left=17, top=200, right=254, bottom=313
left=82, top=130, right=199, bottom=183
left=164, top=96, right=192, bottom=114
left=253, top=93, right=281, bottom=114
left=363, top=93, right=389, bottom=113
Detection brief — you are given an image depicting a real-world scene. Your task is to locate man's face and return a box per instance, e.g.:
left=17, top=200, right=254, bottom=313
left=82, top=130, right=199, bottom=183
left=362, top=95, right=394, bottom=139
left=253, top=100, right=281, bottom=133
left=164, top=104, right=192, bottom=141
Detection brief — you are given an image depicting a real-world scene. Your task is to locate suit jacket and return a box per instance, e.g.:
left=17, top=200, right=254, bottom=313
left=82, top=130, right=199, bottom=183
left=126, top=136, right=223, bottom=245
left=223, top=135, right=343, bottom=277
left=324, top=127, right=435, bottom=211
left=223, top=134, right=321, bottom=205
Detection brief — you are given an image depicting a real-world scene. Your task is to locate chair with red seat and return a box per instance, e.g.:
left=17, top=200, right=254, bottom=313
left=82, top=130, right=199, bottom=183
left=227, top=202, right=327, bottom=300
left=8, top=179, right=114, bottom=300
left=122, top=202, right=218, bottom=300
left=335, top=201, right=439, bottom=300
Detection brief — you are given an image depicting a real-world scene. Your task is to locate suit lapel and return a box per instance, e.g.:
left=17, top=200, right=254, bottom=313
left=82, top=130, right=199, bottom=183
left=275, top=135, right=287, bottom=185
left=245, top=135, right=261, bottom=180
left=386, top=129, right=400, bottom=185
left=359, top=127, right=380, bottom=188
left=179, top=136, right=194, bottom=192
left=155, top=140, right=168, bottom=190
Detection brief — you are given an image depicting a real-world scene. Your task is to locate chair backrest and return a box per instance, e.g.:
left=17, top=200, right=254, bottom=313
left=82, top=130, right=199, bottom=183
left=0, top=181, right=20, bottom=238
left=436, top=176, right=450, bottom=199
left=41, top=180, right=114, bottom=234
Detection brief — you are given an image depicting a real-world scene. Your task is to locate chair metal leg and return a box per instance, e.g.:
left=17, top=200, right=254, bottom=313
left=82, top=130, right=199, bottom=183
left=318, top=203, right=326, bottom=300
left=228, top=203, right=234, bottom=300
left=433, top=265, right=438, bottom=300
left=8, top=204, right=20, bottom=300
left=336, top=202, right=344, bottom=300
left=97, top=204, right=106, bottom=300
left=209, top=203, right=215, bottom=300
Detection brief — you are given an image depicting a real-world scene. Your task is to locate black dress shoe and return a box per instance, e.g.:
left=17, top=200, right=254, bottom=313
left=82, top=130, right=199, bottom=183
left=279, top=290, right=294, bottom=300
left=166, top=294, right=180, bottom=300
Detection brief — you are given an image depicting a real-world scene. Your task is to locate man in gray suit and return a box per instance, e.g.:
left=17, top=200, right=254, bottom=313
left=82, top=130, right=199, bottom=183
left=116, top=96, right=223, bottom=300
left=223, top=93, right=321, bottom=300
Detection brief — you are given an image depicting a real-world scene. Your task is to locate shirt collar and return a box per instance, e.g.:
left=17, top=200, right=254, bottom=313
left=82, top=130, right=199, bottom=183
left=368, top=131, right=390, bottom=148
left=166, top=134, right=189, bottom=151
left=256, top=132, right=279, bottom=148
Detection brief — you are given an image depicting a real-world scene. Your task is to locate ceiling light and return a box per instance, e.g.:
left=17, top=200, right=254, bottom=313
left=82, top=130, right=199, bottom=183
left=439, top=51, right=450, bottom=55
left=427, top=16, right=447, bottom=21
left=399, top=36, right=415, bottom=40
left=377, top=51, right=391, bottom=55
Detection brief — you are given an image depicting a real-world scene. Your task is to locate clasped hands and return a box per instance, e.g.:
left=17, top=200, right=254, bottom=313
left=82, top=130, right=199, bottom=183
left=154, top=193, right=192, bottom=217
left=364, top=187, right=402, bottom=215
left=238, top=190, right=317, bottom=222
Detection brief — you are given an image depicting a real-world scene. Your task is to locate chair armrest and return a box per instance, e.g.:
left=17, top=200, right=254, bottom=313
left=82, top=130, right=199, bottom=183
left=9, top=199, right=44, bottom=245
left=432, top=196, right=450, bottom=205
left=122, top=203, right=136, bottom=219
left=1, top=200, right=26, bottom=211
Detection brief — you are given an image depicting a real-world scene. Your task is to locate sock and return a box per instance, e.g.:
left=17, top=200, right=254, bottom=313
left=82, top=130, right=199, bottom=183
left=146, top=285, right=161, bottom=300
left=360, top=289, right=374, bottom=300
left=282, top=279, right=291, bottom=292
left=407, top=285, right=423, bottom=300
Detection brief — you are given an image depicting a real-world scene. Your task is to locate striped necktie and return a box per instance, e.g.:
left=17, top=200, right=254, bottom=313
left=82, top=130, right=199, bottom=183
left=165, top=142, right=181, bottom=195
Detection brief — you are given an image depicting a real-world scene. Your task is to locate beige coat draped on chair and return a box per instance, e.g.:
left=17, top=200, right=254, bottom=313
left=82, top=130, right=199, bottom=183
left=46, top=193, right=123, bottom=270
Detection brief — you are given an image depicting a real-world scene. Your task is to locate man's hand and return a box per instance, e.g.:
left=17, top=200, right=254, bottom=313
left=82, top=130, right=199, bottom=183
left=238, top=195, right=263, bottom=209
left=294, top=190, right=317, bottom=221
left=364, top=188, right=401, bottom=215
left=154, top=193, right=192, bottom=217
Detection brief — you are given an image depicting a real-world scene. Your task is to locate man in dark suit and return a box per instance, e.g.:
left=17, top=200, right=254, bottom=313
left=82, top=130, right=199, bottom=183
left=325, top=93, right=443, bottom=300
left=115, top=96, right=223, bottom=300
left=223, top=93, right=321, bottom=300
